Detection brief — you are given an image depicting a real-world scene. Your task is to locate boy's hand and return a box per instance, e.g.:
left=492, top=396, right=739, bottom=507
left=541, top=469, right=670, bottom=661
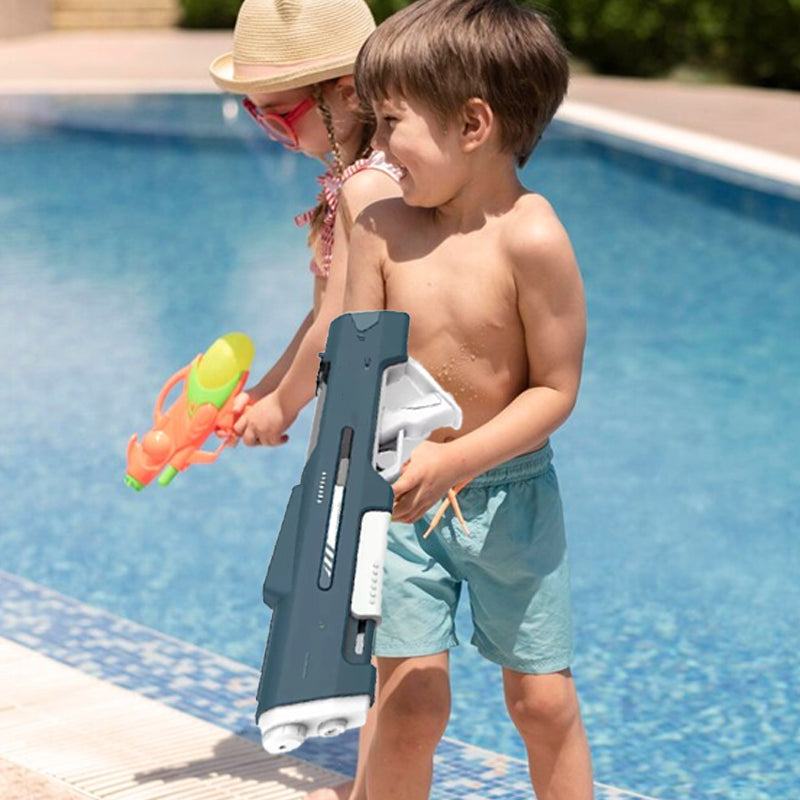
left=233, top=392, right=293, bottom=447
left=391, top=441, right=460, bottom=524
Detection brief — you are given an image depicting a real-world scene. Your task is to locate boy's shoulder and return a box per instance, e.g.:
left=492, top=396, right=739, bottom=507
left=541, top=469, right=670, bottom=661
left=340, top=165, right=402, bottom=222
left=507, top=190, right=560, bottom=230
left=503, top=191, right=572, bottom=263
left=353, top=193, right=421, bottom=236
left=497, top=191, right=578, bottom=292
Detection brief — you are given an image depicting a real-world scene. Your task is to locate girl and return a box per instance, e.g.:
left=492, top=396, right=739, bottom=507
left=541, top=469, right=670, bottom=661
left=210, top=0, right=401, bottom=449
left=210, top=2, right=400, bottom=799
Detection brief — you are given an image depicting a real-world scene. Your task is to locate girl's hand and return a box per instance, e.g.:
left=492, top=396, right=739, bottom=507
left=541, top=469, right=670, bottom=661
left=227, top=392, right=251, bottom=446
left=390, top=441, right=460, bottom=524
left=233, top=392, right=293, bottom=447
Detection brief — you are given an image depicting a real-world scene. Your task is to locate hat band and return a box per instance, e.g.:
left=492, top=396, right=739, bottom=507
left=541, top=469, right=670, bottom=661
left=234, top=53, right=353, bottom=81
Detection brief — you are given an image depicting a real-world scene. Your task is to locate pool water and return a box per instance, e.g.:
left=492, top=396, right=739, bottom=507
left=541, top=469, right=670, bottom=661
left=1, top=94, right=799, bottom=800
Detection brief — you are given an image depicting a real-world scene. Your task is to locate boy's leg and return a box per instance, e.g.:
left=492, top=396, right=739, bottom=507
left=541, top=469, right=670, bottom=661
left=303, top=660, right=380, bottom=800
left=367, top=652, right=451, bottom=800
left=503, top=667, right=593, bottom=800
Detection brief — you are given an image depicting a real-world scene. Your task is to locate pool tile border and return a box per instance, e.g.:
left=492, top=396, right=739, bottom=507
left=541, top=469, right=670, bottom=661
left=0, top=571, right=661, bottom=800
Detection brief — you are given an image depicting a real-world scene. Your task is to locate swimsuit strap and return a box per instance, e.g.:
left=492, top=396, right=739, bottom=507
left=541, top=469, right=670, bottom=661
left=294, top=151, right=403, bottom=279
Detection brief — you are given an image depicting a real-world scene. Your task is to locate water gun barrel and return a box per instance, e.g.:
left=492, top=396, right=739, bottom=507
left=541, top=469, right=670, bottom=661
left=125, top=332, right=255, bottom=491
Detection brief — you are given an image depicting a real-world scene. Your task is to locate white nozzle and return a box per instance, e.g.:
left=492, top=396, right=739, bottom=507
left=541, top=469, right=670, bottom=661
left=261, top=723, right=307, bottom=754
left=318, top=718, right=348, bottom=737
left=257, top=697, right=370, bottom=754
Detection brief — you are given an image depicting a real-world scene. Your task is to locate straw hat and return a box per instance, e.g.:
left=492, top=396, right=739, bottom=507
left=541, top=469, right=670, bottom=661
left=210, top=0, right=376, bottom=94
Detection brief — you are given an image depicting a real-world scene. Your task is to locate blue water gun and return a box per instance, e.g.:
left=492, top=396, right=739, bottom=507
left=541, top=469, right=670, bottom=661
left=256, top=311, right=462, bottom=753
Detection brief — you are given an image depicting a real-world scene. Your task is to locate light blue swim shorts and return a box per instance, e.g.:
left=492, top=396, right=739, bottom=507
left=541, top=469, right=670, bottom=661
left=374, top=443, right=572, bottom=674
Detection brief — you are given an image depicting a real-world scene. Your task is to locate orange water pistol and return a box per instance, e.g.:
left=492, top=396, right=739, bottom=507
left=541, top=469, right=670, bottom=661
left=125, top=333, right=255, bottom=491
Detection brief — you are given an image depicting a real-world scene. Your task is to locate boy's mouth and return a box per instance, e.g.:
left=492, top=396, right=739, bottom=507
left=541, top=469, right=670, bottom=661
left=387, top=157, right=408, bottom=180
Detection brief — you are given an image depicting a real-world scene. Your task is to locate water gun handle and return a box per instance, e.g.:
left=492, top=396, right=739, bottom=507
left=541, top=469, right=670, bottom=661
left=374, top=357, right=463, bottom=483
left=154, top=363, right=192, bottom=425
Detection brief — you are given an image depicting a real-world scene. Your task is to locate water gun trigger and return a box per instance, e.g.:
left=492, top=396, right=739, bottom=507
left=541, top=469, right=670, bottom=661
left=214, top=391, right=254, bottom=439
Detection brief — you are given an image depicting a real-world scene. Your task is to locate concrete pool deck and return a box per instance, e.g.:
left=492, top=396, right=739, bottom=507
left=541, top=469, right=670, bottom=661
left=0, top=29, right=799, bottom=161
left=1, top=29, right=799, bottom=188
left=1, top=27, right=798, bottom=800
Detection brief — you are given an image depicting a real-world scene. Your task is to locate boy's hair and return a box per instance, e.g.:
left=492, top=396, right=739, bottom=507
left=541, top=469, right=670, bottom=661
left=355, top=0, right=569, bottom=166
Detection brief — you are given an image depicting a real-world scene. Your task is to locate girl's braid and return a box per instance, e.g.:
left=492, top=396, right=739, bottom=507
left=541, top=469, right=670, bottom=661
left=314, top=84, right=344, bottom=178
left=308, top=83, right=373, bottom=248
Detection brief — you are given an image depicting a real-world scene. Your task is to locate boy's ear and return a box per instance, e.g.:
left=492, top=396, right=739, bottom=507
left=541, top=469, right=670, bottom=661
left=460, top=97, right=493, bottom=153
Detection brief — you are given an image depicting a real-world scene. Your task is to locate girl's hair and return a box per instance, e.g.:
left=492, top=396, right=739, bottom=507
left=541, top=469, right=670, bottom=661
left=307, top=81, right=375, bottom=246
left=356, top=0, right=569, bottom=166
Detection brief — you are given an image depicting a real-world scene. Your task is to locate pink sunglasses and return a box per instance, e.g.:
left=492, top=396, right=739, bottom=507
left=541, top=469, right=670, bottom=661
left=242, top=96, right=317, bottom=149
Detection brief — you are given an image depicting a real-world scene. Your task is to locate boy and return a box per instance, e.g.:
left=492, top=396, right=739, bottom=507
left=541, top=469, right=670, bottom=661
left=345, top=1, right=593, bottom=798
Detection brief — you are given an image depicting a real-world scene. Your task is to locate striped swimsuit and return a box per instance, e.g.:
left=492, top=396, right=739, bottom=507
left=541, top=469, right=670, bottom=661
left=294, top=150, right=401, bottom=279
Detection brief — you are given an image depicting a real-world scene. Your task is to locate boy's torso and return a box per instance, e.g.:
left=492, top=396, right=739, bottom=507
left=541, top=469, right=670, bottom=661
left=380, top=196, right=540, bottom=445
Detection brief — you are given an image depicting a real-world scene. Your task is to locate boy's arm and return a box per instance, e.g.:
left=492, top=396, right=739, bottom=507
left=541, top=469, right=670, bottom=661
left=392, top=205, right=586, bottom=522
left=456, top=212, right=585, bottom=469
left=343, top=202, right=390, bottom=312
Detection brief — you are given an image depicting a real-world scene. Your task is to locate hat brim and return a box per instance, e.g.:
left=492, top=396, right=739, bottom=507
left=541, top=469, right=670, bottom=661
left=209, top=52, right=357, bottom=94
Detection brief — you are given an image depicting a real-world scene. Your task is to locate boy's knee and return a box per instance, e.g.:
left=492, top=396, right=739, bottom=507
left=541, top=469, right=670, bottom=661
left=505, top=670, right=580, bottom=739
left=377, top=705, right=449, bottom=756
left=377, top=672, right=450, bottom=751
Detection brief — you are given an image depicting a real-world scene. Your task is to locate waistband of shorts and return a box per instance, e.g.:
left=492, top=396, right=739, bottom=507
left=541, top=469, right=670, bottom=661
left=465, top=442, right=553, bottom=488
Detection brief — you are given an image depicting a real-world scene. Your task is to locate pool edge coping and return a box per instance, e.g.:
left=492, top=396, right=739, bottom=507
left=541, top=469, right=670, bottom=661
left=558, top=99, right=800, bottom=190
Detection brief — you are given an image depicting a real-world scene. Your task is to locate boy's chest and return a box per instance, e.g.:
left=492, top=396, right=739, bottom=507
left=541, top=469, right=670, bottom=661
left=384, top=241, right=515, bottom=324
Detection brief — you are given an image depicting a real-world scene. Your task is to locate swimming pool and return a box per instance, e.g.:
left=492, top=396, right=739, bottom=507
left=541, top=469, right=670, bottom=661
left=1, top=93, right=798, bottom=800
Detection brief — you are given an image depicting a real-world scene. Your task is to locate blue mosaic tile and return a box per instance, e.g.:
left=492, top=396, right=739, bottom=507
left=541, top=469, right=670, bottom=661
left=0, top=570, right=658, bottom=800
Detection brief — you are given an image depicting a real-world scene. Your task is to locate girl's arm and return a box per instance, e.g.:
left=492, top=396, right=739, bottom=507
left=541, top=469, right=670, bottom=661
left=245, top=309, right=314, bottom=402
left=269, top=211, right=351, bottom=423
left=239, top=170, right=400, bottom=444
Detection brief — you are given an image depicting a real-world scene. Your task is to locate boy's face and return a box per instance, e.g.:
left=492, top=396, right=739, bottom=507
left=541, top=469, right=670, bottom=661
left=372, top=93, right=465, bottom=208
